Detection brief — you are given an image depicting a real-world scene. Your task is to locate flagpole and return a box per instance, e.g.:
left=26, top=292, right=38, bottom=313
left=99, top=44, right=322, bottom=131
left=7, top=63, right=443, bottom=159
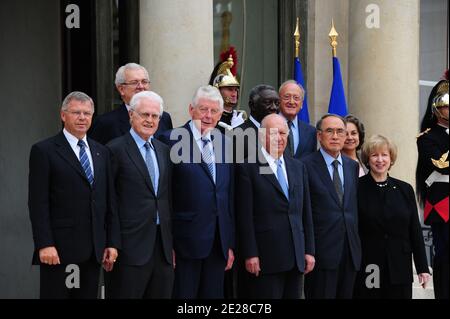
left=293, top=17, right=310, bottom=123
left=329, top=19, right=338, bottom=57
left=294, top=17, right=300, bottom=58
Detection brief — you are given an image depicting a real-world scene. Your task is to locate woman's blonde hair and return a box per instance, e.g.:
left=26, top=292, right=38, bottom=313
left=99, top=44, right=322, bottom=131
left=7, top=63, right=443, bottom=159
left=361, top=134, right=398, bottom=169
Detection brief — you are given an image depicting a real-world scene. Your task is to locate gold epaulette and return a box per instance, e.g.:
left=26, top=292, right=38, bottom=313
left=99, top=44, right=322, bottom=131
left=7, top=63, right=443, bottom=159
left=431, top=151, right=449, bottom=169
left=237, top=109, right=248, bottom=120
left=416, top=128, right=431, bottom=139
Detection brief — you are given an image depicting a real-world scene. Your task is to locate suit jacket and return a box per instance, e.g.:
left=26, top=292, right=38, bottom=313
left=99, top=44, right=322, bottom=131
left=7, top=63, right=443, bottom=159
left=236, top=153, right=314, bottom=274
left=160, top=123, right=235, bottom=260
left=302, top=151, right=361, bottom=270
left=89, top=103, right=173, bottom=145
left=106, top=133, right=173, bottom=266
left=233, top=119, right=259, bottom=162
left=290, top=119, right=317, bottom=160
left=356, top=174, right=429, bottom=285
left=28, top=132, right=121, bottom=265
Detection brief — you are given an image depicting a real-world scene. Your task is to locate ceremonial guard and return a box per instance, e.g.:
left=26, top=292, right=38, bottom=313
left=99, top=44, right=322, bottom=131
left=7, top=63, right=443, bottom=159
left=209, top=48, right=247, bottom=133
left=416, top=73, right=449, bottom=299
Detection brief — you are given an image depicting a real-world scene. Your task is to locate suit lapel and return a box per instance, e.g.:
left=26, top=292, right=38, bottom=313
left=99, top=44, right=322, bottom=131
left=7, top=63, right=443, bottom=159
left=153, top=139, right=166, bottom=191
left=54, top=132, right=90, bottom=184
left=258, top=150, right=287, bottom=200
left=119, top=104, right=131, bottom=134
left=88, top=139, right=102, bottom=187
left=285, top=156, right=297, bottom=196
left=294, top=118, right=302, bottom=158
left=313, top=151, right=342, bottom=206
left=124, top=133, right=155, bottom=194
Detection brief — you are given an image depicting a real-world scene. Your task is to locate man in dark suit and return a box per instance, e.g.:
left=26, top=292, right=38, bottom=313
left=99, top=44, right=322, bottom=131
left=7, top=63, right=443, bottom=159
left=160, top=85, right=235, bottom=299
left=88, top=63, right=173, bottom=144
left=302, top=114, right=361, bottom=299
left=234, top=84, right=280, bottom=162
left=236, top=114, right=315, bottom=298
left=105, top=91, right=174, bottom=298
left=28, top=91, right=121, bottom=299
left=279, top=80, right=317, bottom=159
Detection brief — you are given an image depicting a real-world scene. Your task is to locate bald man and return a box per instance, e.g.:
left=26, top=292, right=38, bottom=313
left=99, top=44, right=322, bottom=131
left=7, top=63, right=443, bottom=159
left=235, top=114, right=315, bottom=298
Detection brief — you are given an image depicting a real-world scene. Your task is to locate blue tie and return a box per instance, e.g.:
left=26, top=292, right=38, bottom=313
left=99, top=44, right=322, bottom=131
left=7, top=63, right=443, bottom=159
left=201, top=137, right=215, bottom=182
left=144, top=141, right=159, bottom=224
left=144, top=142, right=157, bottom=191
left=276, top=159, right=289, bottom=200
left=77, top=140, right=94, bottom=185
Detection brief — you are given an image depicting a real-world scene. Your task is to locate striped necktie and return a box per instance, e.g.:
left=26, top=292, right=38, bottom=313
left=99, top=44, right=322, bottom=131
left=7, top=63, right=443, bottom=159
left=77, top=140, right=94, bottom=185
left=201, top=137, right=215, bottom=182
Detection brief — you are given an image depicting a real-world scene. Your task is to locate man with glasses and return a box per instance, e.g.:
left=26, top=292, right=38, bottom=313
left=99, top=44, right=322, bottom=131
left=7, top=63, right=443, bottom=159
left=105, top=91, right=174, bottom=298
left=89, top=63, right=173, bottom=145
left=278, top=80, right=317, bottom=159
left=28, top=91, right=121, bottom=298
left=302, top=114, right=361, bottom=299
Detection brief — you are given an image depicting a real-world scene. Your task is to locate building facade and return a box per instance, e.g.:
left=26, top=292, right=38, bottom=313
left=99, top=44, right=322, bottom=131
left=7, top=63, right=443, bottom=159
left=0, top=0, right=447, bottom=298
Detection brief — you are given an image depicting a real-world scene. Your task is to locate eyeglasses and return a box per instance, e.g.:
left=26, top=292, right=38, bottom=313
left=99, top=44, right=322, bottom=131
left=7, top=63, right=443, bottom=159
left=319, top=128, right=346, bottom=137
left=198, top=107, right=221, bottom=116
left=133, top=110, right=161, bottom=121
left=121, top=79, right=150, bottom=87
left=281, top=94, right=302, bottom=102
left=64, top=110, right=94, bottom=117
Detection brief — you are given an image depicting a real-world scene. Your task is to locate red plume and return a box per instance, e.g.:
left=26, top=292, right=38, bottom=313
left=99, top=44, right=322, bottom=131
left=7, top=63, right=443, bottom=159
left=444, top=69, right=449, bottom=81
left=220, top=46, right=238, bottom=76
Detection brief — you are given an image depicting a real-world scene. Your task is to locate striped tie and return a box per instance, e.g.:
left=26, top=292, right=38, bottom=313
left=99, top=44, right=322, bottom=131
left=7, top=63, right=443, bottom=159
left=78, top=140, right=94, bottom=185
left=201, top=137, right=215, bottom=182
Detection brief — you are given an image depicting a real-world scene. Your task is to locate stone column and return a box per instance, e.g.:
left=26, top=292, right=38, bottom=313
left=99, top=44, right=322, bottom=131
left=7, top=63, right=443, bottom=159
left=307, top=0, right=350, bottom=125
left=140, top=0, right=214, bottom=126
left=348, top=0, right=420, bottom=186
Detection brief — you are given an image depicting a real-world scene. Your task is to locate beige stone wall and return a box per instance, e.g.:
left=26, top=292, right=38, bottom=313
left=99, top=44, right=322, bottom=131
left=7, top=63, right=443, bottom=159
left=140, top=0, right=214, bottom=127
left=348, top=0, right=420, bottom=186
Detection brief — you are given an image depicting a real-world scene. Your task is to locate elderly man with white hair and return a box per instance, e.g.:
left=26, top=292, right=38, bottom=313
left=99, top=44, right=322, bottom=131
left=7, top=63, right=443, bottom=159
left=105, top=90, right=174, bottom=298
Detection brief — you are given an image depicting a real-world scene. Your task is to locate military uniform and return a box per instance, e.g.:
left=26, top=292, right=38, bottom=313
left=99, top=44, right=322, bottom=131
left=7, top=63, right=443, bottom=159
left=416, top=78, right=449, bottom=299
left=217, top=109, right=246, bottom=133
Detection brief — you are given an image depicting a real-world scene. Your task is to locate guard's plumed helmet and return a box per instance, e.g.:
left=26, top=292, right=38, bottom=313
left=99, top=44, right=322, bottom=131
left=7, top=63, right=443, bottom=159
left=213, top=55, right=240, bottom=89
left=432, top=80, right=449, bottom=110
